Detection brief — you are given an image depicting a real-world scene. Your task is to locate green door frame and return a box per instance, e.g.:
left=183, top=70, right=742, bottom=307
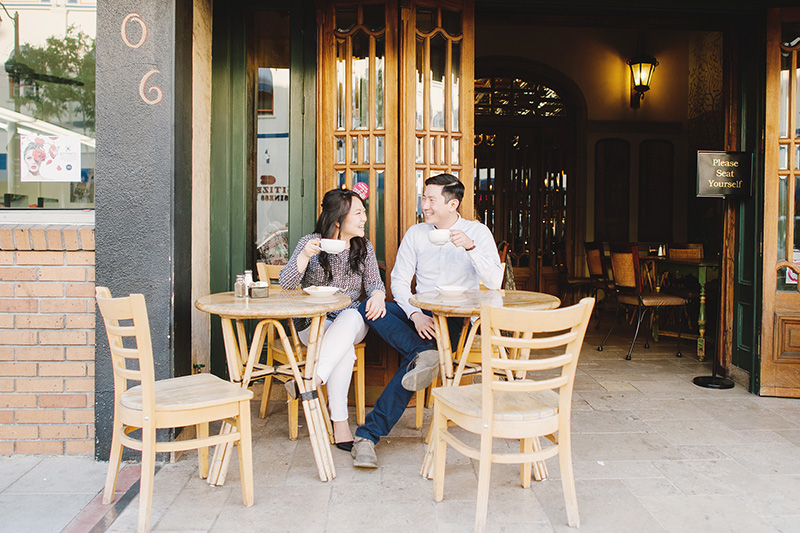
left=209, top=0, right=317, bottom=377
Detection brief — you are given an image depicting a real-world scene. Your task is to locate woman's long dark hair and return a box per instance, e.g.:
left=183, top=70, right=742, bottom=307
left=315, top=188, right=368, bottom=283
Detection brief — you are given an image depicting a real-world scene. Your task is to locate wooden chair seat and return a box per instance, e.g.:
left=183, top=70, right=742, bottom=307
left=619, top=293, right=686, bottom=307
left=121, top=374, right=253, bottom=412
left=434, top=384, right=558, bottom=422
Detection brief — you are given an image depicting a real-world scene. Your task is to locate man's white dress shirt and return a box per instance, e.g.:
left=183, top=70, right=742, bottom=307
left=391, top=215, right=503, bottom=318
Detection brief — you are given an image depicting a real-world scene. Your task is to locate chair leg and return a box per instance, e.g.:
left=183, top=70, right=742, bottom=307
left=355, top=345, right=365, bottom=426
left=288, top=398, right=299, bottom=440
left=415, top=389, right=425, bottom=430
left=520, top=438, right=532, bottom=489
left=102, top=421, right=124, bottom=504
left=558, top=426, right=580, bottom=528
left=259, top=332, right=275, bottom=419
left=138, top=425, right=156, bottom=533
left=627, top=305, right=647, bottom=361
left=676, top=305, right=684, bottom=358
left=432, top=401, right=447, bottom=502
left=474, top=432, right=493, bottom=533
left=597, top=298, right=620, bottom=351
left=197, top=423, right=209, bottom=479
left=236, top=401, right=254, bottom=507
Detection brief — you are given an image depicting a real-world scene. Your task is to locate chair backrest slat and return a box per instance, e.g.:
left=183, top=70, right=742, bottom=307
left=608, top=242, right=643, bottom=293
left=480, top=298, right=594, bottom=424
left=96, top=287, right=156, bottom=417
left=492, top=375, right=570, bottom=393
left=667, top=243, right=703, bottom=260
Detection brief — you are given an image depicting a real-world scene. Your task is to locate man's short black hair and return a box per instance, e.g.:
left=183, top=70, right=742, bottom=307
left=425, top=173, right=464, bottom=207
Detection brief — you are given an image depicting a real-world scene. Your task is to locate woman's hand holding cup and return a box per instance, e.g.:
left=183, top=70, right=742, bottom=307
left=302, top=237, right=322, bottom=258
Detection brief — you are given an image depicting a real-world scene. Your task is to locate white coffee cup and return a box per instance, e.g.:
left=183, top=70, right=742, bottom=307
left=428, top=229, right=451, bottom=245
left=320, top=238, right=346, bottom=254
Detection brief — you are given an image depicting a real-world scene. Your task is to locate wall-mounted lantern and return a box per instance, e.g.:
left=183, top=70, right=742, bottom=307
left=627, top=43, right=658, bottom=109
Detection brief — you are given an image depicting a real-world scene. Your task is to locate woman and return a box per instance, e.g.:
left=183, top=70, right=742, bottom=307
left=280, top=188, right=386, bottom=450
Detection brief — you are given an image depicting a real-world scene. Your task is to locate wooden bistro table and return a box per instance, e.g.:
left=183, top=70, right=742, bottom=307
left=195, top=290, right=350, bottom=483
left=409, top=289, right=561, bottom=479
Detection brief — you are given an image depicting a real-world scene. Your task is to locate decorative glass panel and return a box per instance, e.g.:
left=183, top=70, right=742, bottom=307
left=780, top=50, right=790, bottom=138
left=336, top=137, right=345, bottom=164
left=451, top=138, right=459, bottom=165
left=363, top=136, right=369, bottom=164
left=351, top=136, right=358, bottom=164
left=416, top=36, right=424, bottom=130
left=416, top=136, right=424, bottom=163
left=442, top=9, right=462, bottom=37
left=430, top=136, right=436, bottom=164
left=475, top=77, right=566, bottom=117
left=352, top=31, right=370, bottom=130
left=337, top=171, right=346, bottom=189
left=375, top=169, right=385, bottom=260
left=429, top=33, right=447, bottom=131
left=375, top=36, right=385, bottom=129
left=336, top=38, right=346, bottom=130
left=780, top=145, right=789, bottom=170
left=336, top=6, right=357, bottom=33
left=416, top=169, right=425, bottom=222
left=779, top=175, right=788, bottom=260
left=795, top=176, right=800, bottom=252
left=362, top=4, right=385, bottom=32
left=416, top=7, right=436, bottom=33
left=451, top=41, right=461, bottom=132
left=440, top=135, right=446, bottom=165
left=376, top=136, right=384, bottom=164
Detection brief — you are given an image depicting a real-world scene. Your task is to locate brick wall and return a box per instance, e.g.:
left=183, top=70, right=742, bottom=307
left=0, top=225, right=95, bottom=455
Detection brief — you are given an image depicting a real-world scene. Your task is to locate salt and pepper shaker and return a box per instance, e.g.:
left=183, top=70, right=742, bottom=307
left=234, top=274, right=246, bottom=298
left=243, top=270, right=254, bottom=297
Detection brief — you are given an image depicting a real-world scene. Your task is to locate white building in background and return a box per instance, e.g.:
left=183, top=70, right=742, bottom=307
left=0, top=0, right=96, bottom=209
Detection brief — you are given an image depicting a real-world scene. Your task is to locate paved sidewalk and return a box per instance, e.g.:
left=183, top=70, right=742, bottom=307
left=3, top=326, right=800, bottom=532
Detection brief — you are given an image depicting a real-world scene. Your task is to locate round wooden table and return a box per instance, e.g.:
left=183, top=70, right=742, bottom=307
left=196, top=290, right=350, bottom=483
left=409, top=289, right=560, bottom=479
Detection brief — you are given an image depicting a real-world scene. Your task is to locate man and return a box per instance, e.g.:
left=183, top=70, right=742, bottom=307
left=353, top=173, right=503, bottom=468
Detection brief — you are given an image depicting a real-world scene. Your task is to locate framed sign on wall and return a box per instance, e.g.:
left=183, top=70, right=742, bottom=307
left=697, top=150, right=753, bottom=198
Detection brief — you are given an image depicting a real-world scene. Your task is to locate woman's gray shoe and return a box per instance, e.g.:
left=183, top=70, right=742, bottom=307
left=400, top=349, right=440, bottom=391
left=351, top=436, right=378, bottom=468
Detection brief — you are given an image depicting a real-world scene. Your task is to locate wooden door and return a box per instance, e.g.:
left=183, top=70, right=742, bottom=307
left=317, top=0, right=474, bottom=397
left=761, top=7, right=800, bottom=397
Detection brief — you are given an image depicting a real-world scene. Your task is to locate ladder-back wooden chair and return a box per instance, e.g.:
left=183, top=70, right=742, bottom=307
left=431, top=298, right=595, bottom=532
left=597, top=242, right=687, bottom=360
left=257, top=263, right=367, bottom=437
left=96, top=287, right=254, bottom=533
left=584, top=241, right=614, bottom=328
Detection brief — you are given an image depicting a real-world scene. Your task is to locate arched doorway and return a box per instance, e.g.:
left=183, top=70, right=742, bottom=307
left=474, top=59, right=586, bottom=294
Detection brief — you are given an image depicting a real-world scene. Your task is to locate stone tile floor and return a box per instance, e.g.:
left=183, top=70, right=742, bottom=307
left=3, top=325, right=800, bottom=532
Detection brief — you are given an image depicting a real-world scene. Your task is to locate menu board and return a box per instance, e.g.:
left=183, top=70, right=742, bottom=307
left=697, top=151, right=752, bottom=198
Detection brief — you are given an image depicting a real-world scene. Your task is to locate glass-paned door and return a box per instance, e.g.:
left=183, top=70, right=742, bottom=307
left=318, top=0, right=474, bottom=281
left=401, top=3, right=474, bottom=229
left=319, top=2, right=397, bottom=268
left=761, top=8, right=800, bottom=397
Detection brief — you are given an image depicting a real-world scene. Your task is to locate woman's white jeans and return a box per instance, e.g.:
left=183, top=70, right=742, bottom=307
left=298, top=308, right=368, bottom=422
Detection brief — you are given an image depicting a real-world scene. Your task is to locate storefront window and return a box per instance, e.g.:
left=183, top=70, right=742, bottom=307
left=250, top=11, right=291, bottom=265
left=0, top=2, right=96, bottom=209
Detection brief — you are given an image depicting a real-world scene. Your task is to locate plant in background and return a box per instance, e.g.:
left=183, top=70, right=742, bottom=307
left=5, top=25, right=95, bottom=133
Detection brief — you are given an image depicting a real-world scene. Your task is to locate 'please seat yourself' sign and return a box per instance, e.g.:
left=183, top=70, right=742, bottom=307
left=697, top=151, right=752, bottom=198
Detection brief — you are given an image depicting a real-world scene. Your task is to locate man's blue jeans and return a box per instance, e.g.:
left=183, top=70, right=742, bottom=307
left=355, top=300, right=463, bottom=444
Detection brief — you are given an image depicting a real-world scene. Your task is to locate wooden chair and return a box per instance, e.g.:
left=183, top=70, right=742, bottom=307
left=96, top=287, right=254, bottom=532
left=256, top=263, right=367, bottom=436
left=597, top=242, right=687, bottom=360
left=584, top=241, right=615, bottom=328
left=555, top=245, right=592, bottom=306
left=431, top=297, right=595, bottom=531
left=667, top=242, right=704, bottom=261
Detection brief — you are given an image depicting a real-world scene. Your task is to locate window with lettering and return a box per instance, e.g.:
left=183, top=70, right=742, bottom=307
left=0, top=1, right=96, bottom=209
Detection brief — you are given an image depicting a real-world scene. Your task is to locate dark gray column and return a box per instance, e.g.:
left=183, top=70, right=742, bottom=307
left=95, top=0, right=193, bottom=460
